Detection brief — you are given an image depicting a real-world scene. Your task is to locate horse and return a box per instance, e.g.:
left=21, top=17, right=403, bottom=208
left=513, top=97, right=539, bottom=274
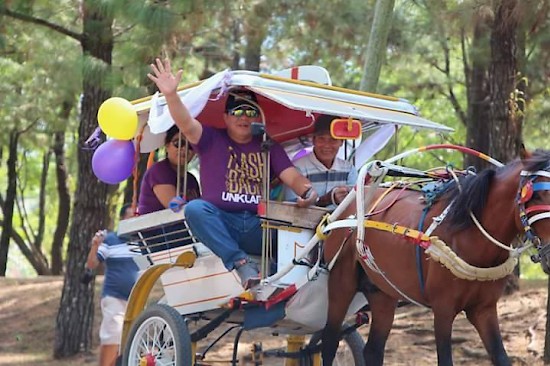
left=320, top=148, right=550, bottom=366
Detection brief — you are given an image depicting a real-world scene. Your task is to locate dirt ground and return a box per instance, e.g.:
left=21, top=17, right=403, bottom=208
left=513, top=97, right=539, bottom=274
left=0, top=276, right=548, bottom=366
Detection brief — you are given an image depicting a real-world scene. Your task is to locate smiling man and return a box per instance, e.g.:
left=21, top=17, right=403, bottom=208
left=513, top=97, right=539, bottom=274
left=285, top=114, right=358, bottom=210
left=147, top=58, right=318, bottom=288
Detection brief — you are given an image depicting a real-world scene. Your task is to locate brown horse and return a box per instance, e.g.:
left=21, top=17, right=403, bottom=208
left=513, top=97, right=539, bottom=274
left=321, top=149, right=550, bottom=366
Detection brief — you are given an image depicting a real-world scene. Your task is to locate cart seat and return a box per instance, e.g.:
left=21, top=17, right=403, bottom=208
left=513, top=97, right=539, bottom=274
left=258, top=200, right=329, bottom=230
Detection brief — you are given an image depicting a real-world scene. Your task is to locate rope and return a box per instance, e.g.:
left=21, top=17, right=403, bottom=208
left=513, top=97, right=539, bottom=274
left=468, top=212, right=520, bottom=253
left=447, top=165, right=526, bottom=255
left=132, top=125, right=146, bottom=212
left=176, top=133, right=181, bottom=197
left=363, top=247, right=428, bottom=308
left=425, top=237, right=518, bottom=281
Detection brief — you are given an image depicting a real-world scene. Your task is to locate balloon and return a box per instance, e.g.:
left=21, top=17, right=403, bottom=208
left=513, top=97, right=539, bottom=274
left=97, top=97, right=138, bottom=140
left=92, top=139, right=135, bottom=184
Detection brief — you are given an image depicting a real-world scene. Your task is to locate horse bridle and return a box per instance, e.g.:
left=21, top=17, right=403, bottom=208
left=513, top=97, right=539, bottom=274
left=516, top=166, right=550, bottom=267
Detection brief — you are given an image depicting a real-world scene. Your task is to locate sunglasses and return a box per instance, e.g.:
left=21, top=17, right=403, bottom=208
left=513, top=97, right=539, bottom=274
left=170, top=139, right=192, bottom=150
left=228, top=107, right=259, bottom=118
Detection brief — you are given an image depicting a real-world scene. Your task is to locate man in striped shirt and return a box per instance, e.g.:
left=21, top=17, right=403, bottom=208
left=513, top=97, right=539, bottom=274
left=285, top=115, right=358, bottom=210
left=84, top=204, right=139, bottom=366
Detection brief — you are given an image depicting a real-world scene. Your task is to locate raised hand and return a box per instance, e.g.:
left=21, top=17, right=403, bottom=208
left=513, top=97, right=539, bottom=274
left=147, top=58, right=183, bottom=96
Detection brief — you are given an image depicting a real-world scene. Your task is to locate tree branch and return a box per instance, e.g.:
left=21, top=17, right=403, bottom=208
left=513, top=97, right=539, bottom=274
left=0, top=6, right=82, bottom=42
left=0, top=218, right=50, bottom=275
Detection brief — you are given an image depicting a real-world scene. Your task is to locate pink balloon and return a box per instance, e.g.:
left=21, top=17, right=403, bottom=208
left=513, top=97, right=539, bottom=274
left=92, top=139, right=135, bottom=184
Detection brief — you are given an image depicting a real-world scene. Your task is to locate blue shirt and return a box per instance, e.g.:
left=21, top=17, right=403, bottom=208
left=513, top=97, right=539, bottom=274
left=97, top=232, right=139, bottom=300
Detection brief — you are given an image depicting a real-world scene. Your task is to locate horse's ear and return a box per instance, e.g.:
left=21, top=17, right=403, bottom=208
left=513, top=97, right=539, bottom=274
left=519, top=143, right=532, bottom=161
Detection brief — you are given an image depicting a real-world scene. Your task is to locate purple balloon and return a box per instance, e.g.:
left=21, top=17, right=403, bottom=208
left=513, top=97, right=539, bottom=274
left=92, top=139, right=135, bottom=184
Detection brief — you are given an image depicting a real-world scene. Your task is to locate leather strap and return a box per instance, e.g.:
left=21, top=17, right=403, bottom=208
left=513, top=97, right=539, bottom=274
left=323, top=219, right=430, bottom=247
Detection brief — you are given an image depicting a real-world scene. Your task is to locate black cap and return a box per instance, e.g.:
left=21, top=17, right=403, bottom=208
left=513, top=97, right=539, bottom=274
left=225, top=90, right=258, bottom=111
left=314, top=114, right=338, bottom=135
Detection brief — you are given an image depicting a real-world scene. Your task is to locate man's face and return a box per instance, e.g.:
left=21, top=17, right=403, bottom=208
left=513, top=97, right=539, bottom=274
left=223, top=105, right=260, bottom=141
left=312, top=132, right=343, bottom=166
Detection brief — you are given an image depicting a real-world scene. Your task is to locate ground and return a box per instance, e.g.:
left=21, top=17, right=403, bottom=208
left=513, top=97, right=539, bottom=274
left=0, top=276, right=548, bottom=365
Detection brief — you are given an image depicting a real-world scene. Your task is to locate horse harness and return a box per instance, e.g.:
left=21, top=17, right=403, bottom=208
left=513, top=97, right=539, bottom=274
left=319, top=161, right=550, bottom=292
left=517, top=166, right=550, bottom=264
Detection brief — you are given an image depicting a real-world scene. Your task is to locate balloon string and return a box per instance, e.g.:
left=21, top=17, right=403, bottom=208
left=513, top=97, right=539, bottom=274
left=183, top=139, right=189, bottom=198
left=147, top=151, right=155, bottom=169
left=131, top=125, right=146, bottom=214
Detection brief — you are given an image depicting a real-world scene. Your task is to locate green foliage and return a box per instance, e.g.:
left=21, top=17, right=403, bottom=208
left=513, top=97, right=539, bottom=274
left=263, top=0, right=376, bottom=85
left=2, top=0, right=550, bottom=278
left=520, top=253, right=546, bottom=280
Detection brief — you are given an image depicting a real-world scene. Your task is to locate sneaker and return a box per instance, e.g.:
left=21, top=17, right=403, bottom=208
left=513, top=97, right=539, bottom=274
left=235, top=260, right=261, bottom=289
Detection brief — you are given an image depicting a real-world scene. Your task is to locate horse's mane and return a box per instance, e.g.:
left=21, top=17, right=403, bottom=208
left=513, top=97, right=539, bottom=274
left=443, top=149, right=550, bottom=231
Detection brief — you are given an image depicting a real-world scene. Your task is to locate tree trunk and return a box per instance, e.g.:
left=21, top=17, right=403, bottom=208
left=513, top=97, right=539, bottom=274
left=0, top=130, right=19, bottom=276
left=53, top=1, right=113, bottom=358
left=231, top=19, right=241, bottom=70
left=488, top=0, right=522, bottom=296
left=488, top=0, right=522, bottom=162
left=36, top=149, right=50, bottom=253
left=359, top=0, right=395, bottom=93
left=243, top=2, right=268, bottom=71
left=51, top=127, right=71, bottom=275
left=0, top=219, right=50, bottom=274
left=464, top=6, right=491, bottom=170
left=15, top=150, right=52, bottom=275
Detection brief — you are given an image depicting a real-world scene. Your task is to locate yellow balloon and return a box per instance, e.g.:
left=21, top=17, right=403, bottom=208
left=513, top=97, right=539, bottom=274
left=97, top=97, right=138, bottom=140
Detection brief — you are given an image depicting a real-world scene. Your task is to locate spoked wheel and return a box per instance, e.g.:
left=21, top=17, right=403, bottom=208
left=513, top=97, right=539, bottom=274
left=123, top=304, right=192, bottom=366
left=307, top=324, right=365, bottom=366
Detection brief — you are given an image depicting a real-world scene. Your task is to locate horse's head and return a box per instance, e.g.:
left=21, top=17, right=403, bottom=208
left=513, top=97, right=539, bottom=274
left=517, top=149, right=550, bottom=274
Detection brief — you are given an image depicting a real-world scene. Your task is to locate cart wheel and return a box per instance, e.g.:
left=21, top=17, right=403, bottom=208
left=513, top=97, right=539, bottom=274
left=122, top=304, right=192, bottom=366
left=308, top=324, right=365, bottom=366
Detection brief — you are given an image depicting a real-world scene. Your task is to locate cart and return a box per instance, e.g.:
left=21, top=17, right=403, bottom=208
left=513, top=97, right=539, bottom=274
left=117, top=66, right=453, bottom=365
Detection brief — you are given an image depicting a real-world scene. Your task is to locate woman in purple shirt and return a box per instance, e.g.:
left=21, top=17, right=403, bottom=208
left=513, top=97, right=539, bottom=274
left=138, top=125, right=200, bottom=215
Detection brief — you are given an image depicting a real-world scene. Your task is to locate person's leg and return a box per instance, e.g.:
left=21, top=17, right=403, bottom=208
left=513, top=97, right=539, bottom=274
left=185, top=199, right=247, bottom=270
left=99, top=297, right=126, bottom=366
left=99, top=344, right=118, bottom=366
left=227, top=211, right=262, bottom=256
left=220, top=210, right=263, bottom=287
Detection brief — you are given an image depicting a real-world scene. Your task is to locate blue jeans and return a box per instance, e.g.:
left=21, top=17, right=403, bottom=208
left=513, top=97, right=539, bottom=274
left=184, top=199, right=262, bottom=270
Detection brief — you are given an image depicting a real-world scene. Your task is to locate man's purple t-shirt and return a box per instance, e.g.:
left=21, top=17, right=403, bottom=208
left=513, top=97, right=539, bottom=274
left=193, top=126, right=292, bottom=213
left=138, top=159, right=200, bottom=215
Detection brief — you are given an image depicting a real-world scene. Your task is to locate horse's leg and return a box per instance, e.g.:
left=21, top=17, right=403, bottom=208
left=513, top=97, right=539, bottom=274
left=432, top=307, right=458, bottom=366
left=362, top=287, right=398, bottom=366
left=321, top=253, right=358, bottom=365
left=465, top=304, right=510, bottom=366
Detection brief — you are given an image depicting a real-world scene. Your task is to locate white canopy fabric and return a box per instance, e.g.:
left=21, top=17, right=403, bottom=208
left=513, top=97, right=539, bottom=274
left=131, top=69, right=453, bottom=153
